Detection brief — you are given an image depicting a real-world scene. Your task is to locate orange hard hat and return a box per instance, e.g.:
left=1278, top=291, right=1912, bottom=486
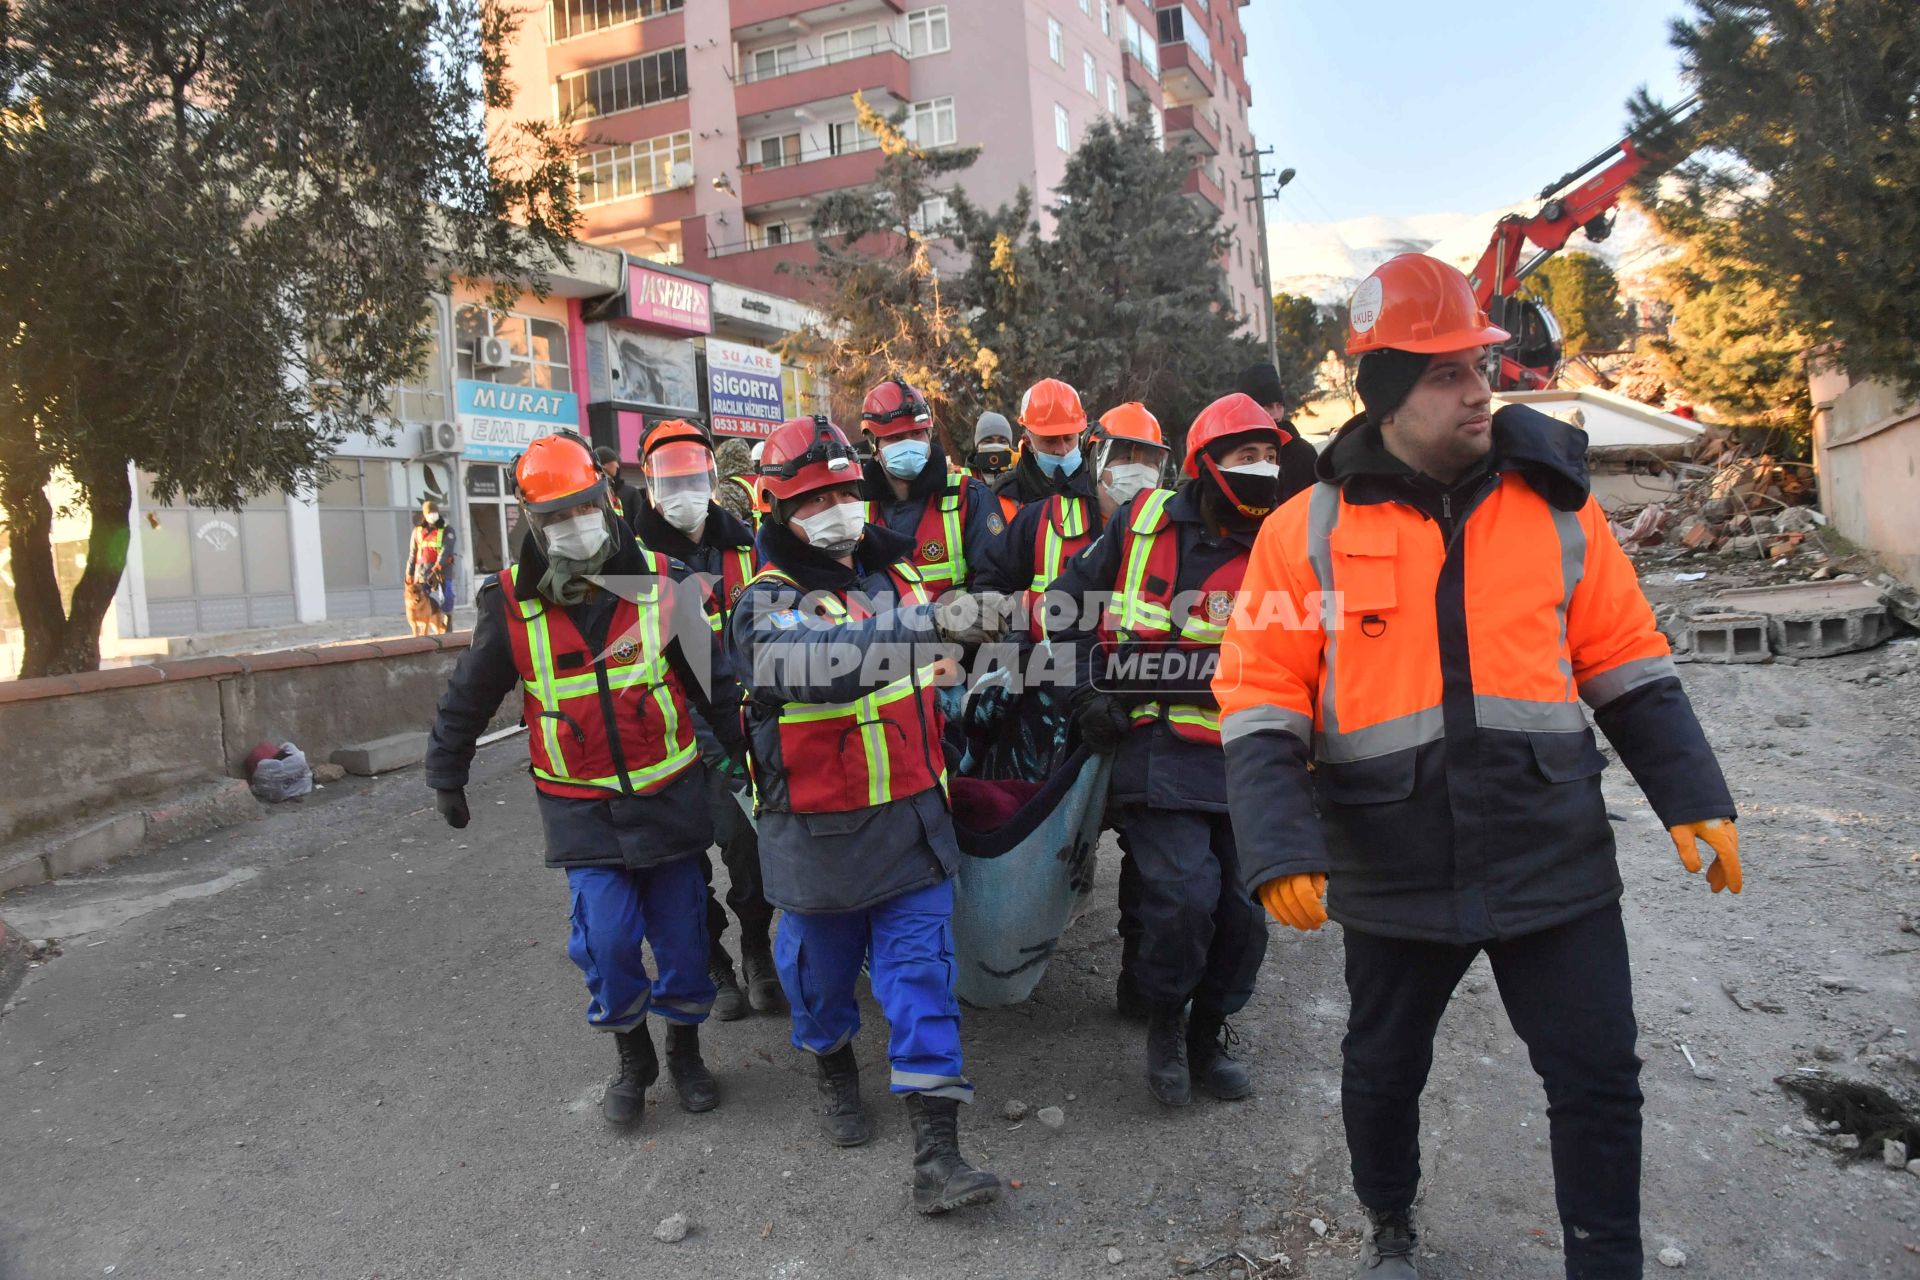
left=1091, top=402, right=1167, bottom=450
left=1182, top=393, right=1284, bottom=479
left=860, top=378, right=932, bottom=438
left=1345, top=253, right=1510, bottom=357
left=756, top=416, right=862, bottom=502
left=643, top=418, right=710, bottom=457
left=641, top=419, right=715, bottom=481
left=1018, top=378, right=1087, bottom=436
left=514, top=433, right=607, bottom=512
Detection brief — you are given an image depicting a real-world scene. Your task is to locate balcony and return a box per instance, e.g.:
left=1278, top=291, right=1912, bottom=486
left=579, top=183, right=699, bottom=243
left=1183, top=163, right=1225, bottom=212
left=1163, top=103, right=1219, bottom=155
left=1121, top=49, right=1162, bottom=112
left=732, top=0, right=905, bottom=39
left=1159, top=40, right=1216, bottom=106
left=741, top=138, right=885, bottom=207
left=733, top=41, right=911, bottom=121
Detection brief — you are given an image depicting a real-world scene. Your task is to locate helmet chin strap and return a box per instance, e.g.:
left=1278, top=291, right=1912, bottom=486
left=1199, top=453, right=1277, bottom=520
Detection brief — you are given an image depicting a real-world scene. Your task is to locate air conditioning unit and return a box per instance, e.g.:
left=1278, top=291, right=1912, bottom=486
left=474, top=335, right=513, bottom=369
left=670, top=160, right=694, bottom=189
left=420, top=420, right=462, bottom=455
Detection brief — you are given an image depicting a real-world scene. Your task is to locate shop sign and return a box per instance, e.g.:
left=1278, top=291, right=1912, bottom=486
left=627, top=264, right=712, bottom=335
left=706, top=339, right=784, bottom=439
left=456, top=379, right=581, bottom=462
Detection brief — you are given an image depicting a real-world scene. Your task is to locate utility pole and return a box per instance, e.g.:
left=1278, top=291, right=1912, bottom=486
left=1240, top=146, right=1294, bottom=369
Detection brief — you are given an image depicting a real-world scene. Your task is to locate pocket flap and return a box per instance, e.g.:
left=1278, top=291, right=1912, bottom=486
left=1527, top=730, right=1608, bottom=783
left=1329, top=523, right=1397, bottom=558
left=1318, top=750, right=1417, bottom=805
left=802, top=806, right=879, bottom=837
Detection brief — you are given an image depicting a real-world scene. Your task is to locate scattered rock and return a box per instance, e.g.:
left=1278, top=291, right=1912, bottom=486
left=311, top=762, right=348, bottom=785
left=1230, top=1270, right=1246, bottom=1280
left=1002, top=1099, right=1029, bottom=1122
left=1677, top=1001, right=1695, bottom=1015
left=1908, top=1159, right=1920, bottom=1177
left=1774, top=712, right=1811, bottom=729
left=1036, top=1106, right=1066, bottom=1131
left=1817, top=975, right=1864, bottom=993
left=1885, top=1139, right=1910, bottom=1169
left=1833, top=1133, right=1862, bottom=1151
left=1310, top=1218, right=1328, bottom=1237
left=652, top=1213, right=690, bottom=1243
left=1658, top=1245, right=1687, bottom=1268
left=1106, top=1246, right=1124, bottom=1266
left=1813, top=1044, right=1843, bottom=1063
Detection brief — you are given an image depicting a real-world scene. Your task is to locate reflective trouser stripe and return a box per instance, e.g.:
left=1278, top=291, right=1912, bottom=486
left=891, top=1069, right=974, bottom=1102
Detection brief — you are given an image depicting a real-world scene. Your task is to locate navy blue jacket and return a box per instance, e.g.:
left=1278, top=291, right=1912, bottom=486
left=862, top=441, right=1002, bottom=590
left=425, top=516, right=745, bottom=870
left=729, top=521, right=960, bottom=914
left=971, top=456, right=1104, bottom=596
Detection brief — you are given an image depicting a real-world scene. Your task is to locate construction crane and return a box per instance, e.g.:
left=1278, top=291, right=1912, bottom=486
left=1469, top=97, right=1699, bottom=391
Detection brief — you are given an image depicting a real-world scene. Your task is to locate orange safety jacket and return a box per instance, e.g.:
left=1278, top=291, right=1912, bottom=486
left=497, top=554, right=699, bottom=802
left=1214, top=406, right=1734, bottom=943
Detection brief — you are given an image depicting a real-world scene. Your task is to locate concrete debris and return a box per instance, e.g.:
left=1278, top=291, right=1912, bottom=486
left=1657, top=1245, right=1687, bottom=1268
left=1002, top=1099, right=1029, bottom=1122
left=1870, top=574, right=1920, bottom=629
left=1309, top=1217, right=1328, bottom=1237
left=1106, top=1246, right=1124, bottom=1265
left=1885, top=1139, right=1909, bottom=1169
left=1036, top=1106, right=1066, bottom=1130
left=652, top=1213, right=690, bottom=1243
left=1711, top=580, right=1892, bottom=657
left=1688, top=614, right=1770, bottom=663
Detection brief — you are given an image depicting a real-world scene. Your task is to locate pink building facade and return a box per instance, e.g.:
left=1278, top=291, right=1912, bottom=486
left=503, top=0, right=1272, bottom=344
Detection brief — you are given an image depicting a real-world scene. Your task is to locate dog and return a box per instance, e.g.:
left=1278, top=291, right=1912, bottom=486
left=406, top=573, right=450, bottom=636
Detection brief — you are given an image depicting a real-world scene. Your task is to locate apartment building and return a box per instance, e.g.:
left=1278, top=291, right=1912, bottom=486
left=503, top=0, right=1272, bottom=344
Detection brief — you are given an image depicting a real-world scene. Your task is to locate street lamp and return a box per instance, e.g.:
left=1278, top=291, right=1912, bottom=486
left=1241, top=148, right=1295, bottom=368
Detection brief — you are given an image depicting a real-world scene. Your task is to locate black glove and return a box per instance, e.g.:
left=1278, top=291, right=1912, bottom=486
left=434, top=787, right=470, bottom=829
left=1072, top=693, right=1133, bottom=755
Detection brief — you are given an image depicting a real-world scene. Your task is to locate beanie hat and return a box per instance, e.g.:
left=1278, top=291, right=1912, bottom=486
left=1355, top=348, right=1432, bottom=424
left=974, top=411, right=1013, bottom=447
left=1233, top=362, right=1287, bottom=408
left=593, top=445, right=618, bottom=466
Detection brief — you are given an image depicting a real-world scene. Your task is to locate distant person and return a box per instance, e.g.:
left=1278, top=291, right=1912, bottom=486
left=406, top=498, right=455, bottom=634
left=713, top=436, right=758, bottom=525
left=1233, top=362, right=1321, bottom=502
left=594, top=445, right=643, bottom=524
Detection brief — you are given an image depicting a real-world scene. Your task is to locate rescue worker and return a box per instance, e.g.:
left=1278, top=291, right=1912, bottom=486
left=594, top=445, right=643, bottom=524
left=986, top=377, right=1091, bottom=513
left=732, top=415, right=1002, bottom=1215
left=406, top=498, right=457, bottom=630
left=974, top=401, right=1168, bottom=641
left=1215, top=254, right=1742, bottom=1279
left=713, top=436, right=759, bottom=525
left=859, top=377, right=1002, bottom=594
left=630, top=419, right=781, bottom=1021
left=957, top=412, right=1021, bottom=521
left=1048, top=393, right=1285, bottom=1107
left=1233, top=362, right=1323, bottom=498
left=424, top=431, right=747, bottom=1131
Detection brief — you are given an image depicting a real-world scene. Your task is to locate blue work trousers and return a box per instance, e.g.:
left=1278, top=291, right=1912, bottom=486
left=565, top=858, right=715, bottom=1032
left=774, top=879, right=971, bottom=1101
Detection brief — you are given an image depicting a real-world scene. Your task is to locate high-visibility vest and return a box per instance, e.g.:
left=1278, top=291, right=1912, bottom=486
left=1022, top=492, right=1095, bottom=640
left=496, top=556, right=699, bottom=800
left=747, top=561, right=948, bottom=814
left=1099, top=488, right=1246, bottom=747
left=412, top=524, right=446, bottom=577
left=703, top=545, right=758, bottom=635
left=905, top=472, right=972, bottom=590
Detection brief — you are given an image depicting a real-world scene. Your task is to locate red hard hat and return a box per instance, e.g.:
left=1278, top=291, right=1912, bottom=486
left=1346, top=253, right=1510, bottom=357
left=1018, top=378, right=1087, bottom=436
left=860, top=378, right=932, bottom=438
left=756, top=416, right=862, bottom=501
left=1091, top=402, right=1168, bottom=451
left=514, top=433, right=607, bottom=513
left=1182, top=393, right=1284, bottom=479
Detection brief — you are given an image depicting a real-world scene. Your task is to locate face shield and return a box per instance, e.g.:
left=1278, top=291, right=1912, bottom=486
left=517, top=476, right=614, bottom=565
left=644, top=440, right=718, bottom=534
left=1094, top=436, right=1169, bottom=505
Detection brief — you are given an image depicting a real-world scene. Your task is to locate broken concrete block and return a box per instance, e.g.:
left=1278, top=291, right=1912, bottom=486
left=331, top=732, right=429, bottom=777
left=1689, top=614, right=1770, bottom=663
left=1711, top=581, right=1892, bottom=658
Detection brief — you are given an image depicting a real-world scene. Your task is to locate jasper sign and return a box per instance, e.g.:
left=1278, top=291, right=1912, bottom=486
left=627, top=264, right=712, bottom=335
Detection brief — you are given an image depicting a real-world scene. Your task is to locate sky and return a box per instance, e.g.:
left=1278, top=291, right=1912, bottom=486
left=1241, top=0, right=1693, bottom=227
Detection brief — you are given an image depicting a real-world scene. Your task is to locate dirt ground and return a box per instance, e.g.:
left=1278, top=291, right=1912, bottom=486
left=2, top=581, right=1918, bottom=1278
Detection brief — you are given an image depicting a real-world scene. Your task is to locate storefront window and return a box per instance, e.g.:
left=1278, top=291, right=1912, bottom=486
left=317, top=459, right=414, bottom=619
left=138, top=475, right=295, bottom=635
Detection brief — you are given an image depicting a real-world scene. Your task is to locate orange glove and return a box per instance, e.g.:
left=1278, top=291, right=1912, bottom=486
left=1669, top=819, right=1742, bottom=894
left=1258, top=873, right=1328, bottom=931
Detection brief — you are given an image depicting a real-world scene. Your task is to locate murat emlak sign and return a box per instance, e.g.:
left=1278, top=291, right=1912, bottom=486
left=457, top=380, right=582, bottom=462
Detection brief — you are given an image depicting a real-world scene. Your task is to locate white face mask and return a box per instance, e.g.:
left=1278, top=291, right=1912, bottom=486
left=658, top=490, right=710, bottom=536
left=425, top=511, right=442, bottom=526
left=1223, top=460, right=1280, bottom=480
left=1102, top=463, right=1159, bottom=506
left=543, top=511, right=609, bottom=562
left=792, top=501, right=865, bottom=557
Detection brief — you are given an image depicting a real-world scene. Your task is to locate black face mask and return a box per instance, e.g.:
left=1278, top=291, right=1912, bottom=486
left=969, top=446, right=1013, bottom=474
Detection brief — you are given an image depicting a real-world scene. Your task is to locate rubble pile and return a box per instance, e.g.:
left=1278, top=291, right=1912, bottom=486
left=1609, top=427, right=1822, bottom=565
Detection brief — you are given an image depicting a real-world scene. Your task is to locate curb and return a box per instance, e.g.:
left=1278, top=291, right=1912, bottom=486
left=0, top=778, right=261, bottom=896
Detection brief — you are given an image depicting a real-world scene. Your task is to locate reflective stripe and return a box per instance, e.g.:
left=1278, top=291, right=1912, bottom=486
left=915, top=476, right=970, bottom=587
left=891, top=1069, right=973, bottom=1101
left=1472, top=695, right=1588, bottom=734
left=1113, top=489, right=1176, bottom=634
left=1319, top=705, right=1445, bottom=763
left=706, top=547, right=757, bottom=633
left=1550, top=506, right=1586, bottom=701
left=1026, top=496, right=1090, bottom=595
left=1221, top=704, right=1312, bottom=746
left=1579, top=654, right=1678, bottom=707
left=1303, top=483, right=1344, bottom=739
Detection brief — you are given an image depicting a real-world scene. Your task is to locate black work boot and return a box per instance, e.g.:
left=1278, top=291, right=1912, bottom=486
left=710, top=945, right=746, bottom=1022
left=740, top=932, right=786, bottom=1015
left=602, top=1024, right=658, bottom=1128
left=1145, top=1002, right=1192, bottom=1107
left=1114, top=934, right=1148, bottom=1022
left=664, top=1023, right=719, bottom=1113
left=814, top=1044, right=869, bottom=1146
left=1357, top=1206, right=1419, bottom=1276
left=1186, top=1006, right=1252, bottom=1100
left=904, top=1093, right=1001, bottom=1214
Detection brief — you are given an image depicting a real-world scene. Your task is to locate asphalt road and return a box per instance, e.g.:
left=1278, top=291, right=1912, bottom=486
left=3, top=655, right=1918, bottom=1279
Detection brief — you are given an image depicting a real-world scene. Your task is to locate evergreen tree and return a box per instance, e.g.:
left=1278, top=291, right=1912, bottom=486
left=1632, top=0, right=1920, bottom=395
left=780, top=94, right=990, bottom=456
left=1269, top=292, right=1339, bottom=406
left=0, top=0, right=580, bottom=676
left=1518, top=252, right=1628, bottom=355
